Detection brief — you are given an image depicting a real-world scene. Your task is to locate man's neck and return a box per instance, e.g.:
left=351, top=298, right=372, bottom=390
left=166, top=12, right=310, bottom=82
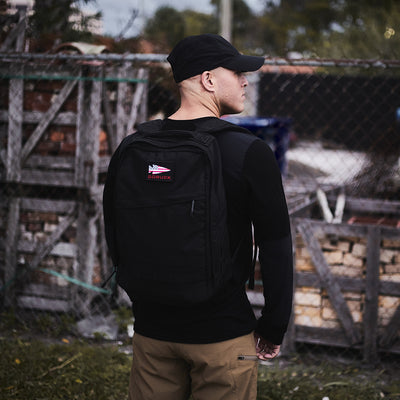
left=169, top=88, right=221, bottom=120
left=168, top=109, right=218, bottom=120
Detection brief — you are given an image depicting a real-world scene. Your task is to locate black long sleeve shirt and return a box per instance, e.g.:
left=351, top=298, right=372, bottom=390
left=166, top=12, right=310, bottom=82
left=130, top=117, right=293, bottom=345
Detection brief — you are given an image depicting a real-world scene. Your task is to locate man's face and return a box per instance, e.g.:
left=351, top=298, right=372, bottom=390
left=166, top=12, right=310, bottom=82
left=212, top=68, right=249, bottom=115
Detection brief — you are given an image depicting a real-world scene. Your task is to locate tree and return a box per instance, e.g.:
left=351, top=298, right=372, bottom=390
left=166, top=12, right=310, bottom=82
left=257, top=0, right=400, bottom=59
left=30, top=0, right=99, bottom=51
left=144, top=6, right=186, bottom=50
left=181, top=10, right=218, bottom=37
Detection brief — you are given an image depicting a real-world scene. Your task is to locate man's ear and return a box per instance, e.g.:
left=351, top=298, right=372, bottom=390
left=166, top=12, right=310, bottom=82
left=201, top=71, right=216, bottom=92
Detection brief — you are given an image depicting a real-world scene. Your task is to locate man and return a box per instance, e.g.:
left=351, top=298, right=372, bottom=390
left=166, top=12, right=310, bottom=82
left=107, top=34, right=293, bottom=400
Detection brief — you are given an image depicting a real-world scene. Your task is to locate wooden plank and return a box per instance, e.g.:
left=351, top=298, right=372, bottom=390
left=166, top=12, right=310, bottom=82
left=4, top=198, right=20, bottom=306
left=0, top=11, right=26, bottom=52
left=295, top=325, right=354, bottom=348
left=74, top=202, right=98, bottom=315
left=126, top=68, right=147, bottom=132
left=289, top=195, right=317, bottom=217
left=327, top=196, right=400, bottom=216
left=75, top=69, right=102, bottom=188
left=294, top=218, right=400, bottom=241
left=86, top=78, right=102, bottom=188
left=294, top=217, right=368, bottom=238
left=75, top=77, right=86, bottom=187
left=295, top=325, right=400, bottom=355
left=19, top=169, right=75, bottom=186
left=7, top=66, right=24, bottom=181
left=115, top=64, right=129, bottom=146
left=137, top=68, right=149, bottom=124
left=74, top=71, right=102, bottom=312
left=17, top=283, right=70, bottom=299
left=379, top=304, right=400, bottom=348
left=15, top=9, right=26, bottom=52
left=20, top=198, right=77, bottom=213
left=363, top=226, right=381, bottom=363
left=97, top=211, right=110, bottom=282
left=281, top=222, right=297, bottom=355
left=0, top=110, right=77, bottom=125
left=296, top=219, right=361, bottom=344
left=20, top=78, right=79, bottom=165
left=27, top=205, right=77, bottom=271
left=332, top=188, right=345, bottom=223
left=24, top=155, right=74, bottom=170
left=102, top=83, right=117, bottom=152
left=317, top=188, right=333, bottom=223
left=11, top=241, right=77, bottom=258
left=17, top=295, right=70, bottom=312
left=296, top=272, right=400, bottom=297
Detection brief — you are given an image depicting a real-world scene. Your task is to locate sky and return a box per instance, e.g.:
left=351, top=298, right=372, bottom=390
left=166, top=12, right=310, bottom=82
left=82, top=0, right=265, bottom=37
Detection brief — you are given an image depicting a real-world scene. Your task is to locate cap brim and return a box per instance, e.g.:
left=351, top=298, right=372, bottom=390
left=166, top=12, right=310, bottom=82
left=222, top=54, right=265, bottom=72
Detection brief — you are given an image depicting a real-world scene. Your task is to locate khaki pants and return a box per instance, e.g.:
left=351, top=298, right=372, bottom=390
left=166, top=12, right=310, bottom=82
left=128, top=332, right=258, bottom=400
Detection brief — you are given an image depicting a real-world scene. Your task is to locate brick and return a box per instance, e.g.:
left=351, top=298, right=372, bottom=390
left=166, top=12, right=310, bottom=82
left=378, top=295, right=400, bottom=309
left=44, top=223, right=57, bottom=233
left=350, top=310, right=362, bottom=323
left=295, top=306, right=323, bottom=327
left=99, top=130, right=107, bottom=143
left=352, top=243, right=367, bottom=258
left=380, top=249, right=396, bottom=264
left=50, top=131, right=64, bottom=142
left=379, top=296, right=400, bottom=326
left=323, top=320, right=341, bottom=329
left=21, top=230, right=33, bottom=241
left=382, top=239, right=400, bottom=249
left=40, top=212, right=58, bottom=223
left=297, top=246, right=310, bottom=258
left=295, top=290, right=321, bottom=307
left=331, top=265, right=362, bottom=278
left=33, top=232, right=47, bottom=242
left=380, top=273, right=400, bottom=283
left=384, top=264, right=400, bottom=274
left=296, top=259, right=315, bottom=272
left=343, top=253, right=364, bottom=268
left=324, top=250, right=343, bottom=264
left=321, top=239, right=351, bottom=253
left=322, top=305, right=337, bottom=320
left=343, top=291, right=363, bottom=302
left=28, top=222, right=43, bottom=233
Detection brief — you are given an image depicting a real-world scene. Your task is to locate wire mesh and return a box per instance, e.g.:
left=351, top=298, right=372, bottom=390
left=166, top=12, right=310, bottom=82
left=0, top=54, right=399, bottom=371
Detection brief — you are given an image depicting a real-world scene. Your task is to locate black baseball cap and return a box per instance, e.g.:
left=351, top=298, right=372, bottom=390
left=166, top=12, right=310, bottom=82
left=167, top=33, right=265, bottom=83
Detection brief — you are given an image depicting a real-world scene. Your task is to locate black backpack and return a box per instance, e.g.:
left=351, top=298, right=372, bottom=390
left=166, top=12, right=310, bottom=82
left=103, top=120, right=241, bottom=306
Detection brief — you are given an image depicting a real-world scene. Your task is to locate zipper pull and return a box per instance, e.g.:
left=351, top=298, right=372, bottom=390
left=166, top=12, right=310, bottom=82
left=190, top=200, right=195, bottom=216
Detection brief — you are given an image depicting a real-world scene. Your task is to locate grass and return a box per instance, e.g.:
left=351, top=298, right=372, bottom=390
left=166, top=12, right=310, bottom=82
left=1, top=336, right=399, bottom=400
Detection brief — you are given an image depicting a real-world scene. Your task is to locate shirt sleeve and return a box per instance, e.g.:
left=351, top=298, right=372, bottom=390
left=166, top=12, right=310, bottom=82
left=242, top=139, right=293, bottom=344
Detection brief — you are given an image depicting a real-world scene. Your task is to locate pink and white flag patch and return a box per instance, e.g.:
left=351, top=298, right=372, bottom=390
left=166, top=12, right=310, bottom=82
left=148, top=164, right=171, bottom=175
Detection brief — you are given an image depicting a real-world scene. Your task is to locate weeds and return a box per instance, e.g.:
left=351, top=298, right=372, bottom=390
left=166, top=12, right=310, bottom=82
left=1, top=337, right=399, bottom=400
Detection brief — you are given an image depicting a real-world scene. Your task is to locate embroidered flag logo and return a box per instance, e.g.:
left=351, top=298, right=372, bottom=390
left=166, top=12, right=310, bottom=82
left=146, top=162, right=174, bottom=182
left=148, top=164, right=171, bottom=175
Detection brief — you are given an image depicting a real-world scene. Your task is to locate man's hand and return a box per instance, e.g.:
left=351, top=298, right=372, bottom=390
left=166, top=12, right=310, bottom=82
left=254, top=332, right=280, bottom=360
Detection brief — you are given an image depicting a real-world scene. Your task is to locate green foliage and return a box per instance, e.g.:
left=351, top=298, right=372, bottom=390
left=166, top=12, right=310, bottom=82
left=256, top=359, right=399, bottom=400
left=258, top=0, right=400, bottom=58
left=0, top=309, right=76, bottom=337
left=181, top=10, right=218, bottom=37
left=0, top=338, right=131, bottom=400
left=112, top=306, right=134, bottom=334
left=144, top=6, right=186, bottom=49
left=1, top=338, right=398, bottom=400
left=29, top=0, right=99, bottom=51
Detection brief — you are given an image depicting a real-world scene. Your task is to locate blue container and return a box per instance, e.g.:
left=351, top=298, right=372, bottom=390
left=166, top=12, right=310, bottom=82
left=222, top=116, right=292, bottom=176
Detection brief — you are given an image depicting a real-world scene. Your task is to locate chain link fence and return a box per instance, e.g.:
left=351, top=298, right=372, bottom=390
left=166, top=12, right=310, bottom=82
left=0, top=53, right=399, bottom=372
